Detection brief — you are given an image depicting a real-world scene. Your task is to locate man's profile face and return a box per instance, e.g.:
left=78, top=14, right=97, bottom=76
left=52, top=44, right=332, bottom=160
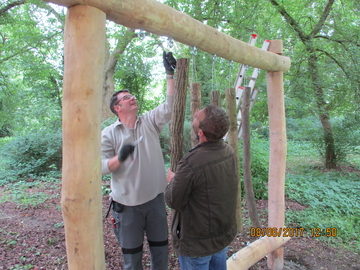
left=115, top=92, right=138, bottom=113
left=192, top=109, right=205, bottom=140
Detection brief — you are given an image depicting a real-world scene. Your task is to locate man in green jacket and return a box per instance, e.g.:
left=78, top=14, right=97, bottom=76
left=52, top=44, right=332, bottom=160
left=165, top=105, right=239, bottom=270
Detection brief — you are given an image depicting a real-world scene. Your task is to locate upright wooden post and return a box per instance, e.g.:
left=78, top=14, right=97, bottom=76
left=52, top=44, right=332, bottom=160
left=170, top=58, right=190, bottom=171
left=61, top=5, right=106, bottom=270
left=266, top=40, right=287, bottom=270
left=225, top=88, right=242, bottom=231
left=190, top=83, right=201, bottom=147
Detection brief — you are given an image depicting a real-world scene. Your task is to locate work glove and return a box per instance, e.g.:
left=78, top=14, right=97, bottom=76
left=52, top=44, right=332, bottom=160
left=118, top=144, right=135, bottom=162
left=163, top=51, right=177, bottom=75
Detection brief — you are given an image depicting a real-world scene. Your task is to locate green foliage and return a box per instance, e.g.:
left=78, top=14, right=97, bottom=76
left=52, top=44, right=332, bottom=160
left=286, top=116, right=320, bottom=141
left=0, top=130, right=62, bottom=183
left=285, top=140, right=360, bottom=251
left=331, top=116, right=360, bottom=165
left=0, top=1, right=64, bottom=136
left=285, top=171, right=360, bottom=250
left=0, top=180, right=59, bottom=209
left=286, top=116, right=360, bottom=166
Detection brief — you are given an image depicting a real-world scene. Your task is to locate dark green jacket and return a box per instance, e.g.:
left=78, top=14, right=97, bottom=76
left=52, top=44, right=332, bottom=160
left=165, top=140, right=239, bottom=257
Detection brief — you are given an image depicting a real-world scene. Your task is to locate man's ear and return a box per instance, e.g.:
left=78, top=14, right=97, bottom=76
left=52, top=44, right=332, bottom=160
left=198, top=129, right=204, bottom=137
left=114, top=104, right=122, bottom=114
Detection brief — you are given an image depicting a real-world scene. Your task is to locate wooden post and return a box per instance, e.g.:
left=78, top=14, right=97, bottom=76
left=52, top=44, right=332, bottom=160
left=42, top=0, right=290, bottom=72
left=170, top=58, right=190, bottom=171
left=190, top=83, right=201, bottom=147
left=225, top=88, right=242, bottom=231
left=266, top=40, right=287, bottom=270
left=227, top=236, right=291, bottom=270
left=242, top=86, right=261, bottom=228
left=61, top=5, right=106, bottom=270
left=210, top=91, right=220, bottom=107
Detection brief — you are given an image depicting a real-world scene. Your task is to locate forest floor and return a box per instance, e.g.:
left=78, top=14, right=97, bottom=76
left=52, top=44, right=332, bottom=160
left=0, top=182, right=359, bottom=270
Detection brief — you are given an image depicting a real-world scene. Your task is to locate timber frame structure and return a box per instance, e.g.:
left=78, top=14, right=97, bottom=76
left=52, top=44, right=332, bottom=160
left=41, top=0, right=290, bottom=269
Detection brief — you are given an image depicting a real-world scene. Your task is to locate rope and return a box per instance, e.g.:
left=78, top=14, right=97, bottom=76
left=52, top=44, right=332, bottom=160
left=212, top=54, right=217, bottom=91
left=229, top=60, right=234, bottom=90
left=191, top=46, right=198, bottom=83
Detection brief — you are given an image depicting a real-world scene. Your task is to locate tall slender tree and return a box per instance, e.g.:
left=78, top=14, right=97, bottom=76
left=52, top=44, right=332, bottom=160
left=267, top=0, right=359, bottom=168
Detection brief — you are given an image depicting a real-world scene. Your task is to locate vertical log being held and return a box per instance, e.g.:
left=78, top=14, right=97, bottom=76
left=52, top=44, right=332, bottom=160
left=210, top=91, right=220, bottom=107
left=61, top=5, right=106, bottom=270
left=225, top=88, right=242, bottom=231
left=170, top=58, right=190, bottom=171
left=266, top=40, right=287, bottom=270
left=190, top=83, right=202, bottom=147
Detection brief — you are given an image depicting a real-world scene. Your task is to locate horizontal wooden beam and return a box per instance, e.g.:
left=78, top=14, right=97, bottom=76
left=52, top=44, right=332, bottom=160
left=226, top=236, right=291, bottom=270
left=42, top=0, right=290, bottom=72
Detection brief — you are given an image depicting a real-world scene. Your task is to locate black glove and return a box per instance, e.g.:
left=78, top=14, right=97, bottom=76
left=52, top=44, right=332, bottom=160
left=163, top=51, right=177, bottom=75
left=118, top=144, right=135, bottom=162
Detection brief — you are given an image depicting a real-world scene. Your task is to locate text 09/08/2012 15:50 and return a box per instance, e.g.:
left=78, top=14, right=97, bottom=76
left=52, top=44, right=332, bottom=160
left=249, top=227, right=338, bottom=238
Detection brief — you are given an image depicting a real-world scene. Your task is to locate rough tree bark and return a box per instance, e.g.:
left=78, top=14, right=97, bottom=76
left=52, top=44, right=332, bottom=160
left=170, top=58, right=190, bottom=172
left=210, top=91, right=220, bottom=107
left=225, top=87, right=242, bottom=231
left=190, top=83, right=201, bottom=147
left=241, top=86, right=261, bottom=228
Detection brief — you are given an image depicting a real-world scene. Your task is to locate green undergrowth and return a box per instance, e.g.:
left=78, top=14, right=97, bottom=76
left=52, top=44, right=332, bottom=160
left=285, top=141, right=360, bottom=253
left=0, top=179, right=60, bottom=209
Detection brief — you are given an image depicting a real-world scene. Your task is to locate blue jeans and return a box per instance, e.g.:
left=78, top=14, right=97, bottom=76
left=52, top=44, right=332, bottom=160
left=178, top=247, right=228, bottom=270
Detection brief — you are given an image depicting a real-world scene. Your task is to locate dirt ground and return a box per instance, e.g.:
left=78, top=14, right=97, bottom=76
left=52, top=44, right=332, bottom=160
left=0, top=183, right=359, bottom=270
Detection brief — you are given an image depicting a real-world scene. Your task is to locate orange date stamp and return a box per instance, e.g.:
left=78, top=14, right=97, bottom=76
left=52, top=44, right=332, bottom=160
left=249, top=227, right=338, bottom=237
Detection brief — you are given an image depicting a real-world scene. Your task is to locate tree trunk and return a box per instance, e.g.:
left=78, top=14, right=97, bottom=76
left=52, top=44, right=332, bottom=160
left=267, top=0, right=336, bottom=169
left=170, top=58, right=190, bottom=171
left=62, top=5, right=106, bottom=269
left=225, top=87, right=242, bottom=231
left=308, top=51, right=337, bottom=168
left=210, top=91, right=220, bottom=107
left=190, top=83, right=201, bottom=147
left=241, top=86, right=261, bottom=228
left=102, top=28, right=136, bottom=120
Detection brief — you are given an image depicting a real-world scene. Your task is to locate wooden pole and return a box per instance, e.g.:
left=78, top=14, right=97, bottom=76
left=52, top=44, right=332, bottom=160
left=61, top=5, right=106, bottom=270
left=225, top=88, right=242, bottom=231
left=190, top=83, right=201, bottom=147
left=227, top=236, right=291, bottom=270
left=266, top=40, right=287, bottom=270
left=42, top=0, right=290, bottom=72
left=242, top=86, right=261, bottom=228
left=170, top=58, right=190, bottom=171
left=210, top=91, right=220, bottom=107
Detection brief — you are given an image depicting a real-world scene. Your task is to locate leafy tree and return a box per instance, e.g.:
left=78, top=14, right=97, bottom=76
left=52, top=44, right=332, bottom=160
left=267, top=0, right=360, bottom=168
left=0, top=0, right=64, bottom=135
